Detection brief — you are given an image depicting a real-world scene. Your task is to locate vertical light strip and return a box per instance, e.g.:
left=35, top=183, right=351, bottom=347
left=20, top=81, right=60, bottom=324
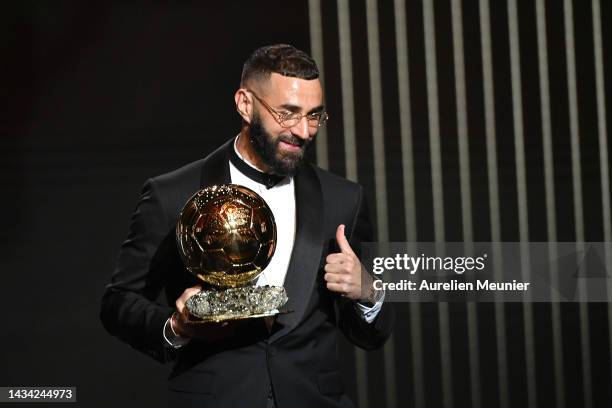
left=507, top=2, right=538, bottom=407
left=393, top=1, right=424, bottom=407
left=394, top=0, right=416, bottom=245
left=563, top=0, right=584, bottom=245
left=336, top=3, right=368, bottom=406
left=535, top=1, right=565, bottom=407
left=336, top=2, right=367, bottom=407
left=562, top=1, right=592, bottom=407
left=591, top=0, right=610, bottom=245
left=364, top=1, right=396, bottom=407
left=422, top=3, right=453, bottom=408
left=337, top=0, right=358, bottom=182
left=422, top=0, right=445, bottom=244
left=478, top=1, right=510, bottom=407
left=592, top=0, right=612, bottom=372
left=365, top=0, right=389, bottom=258
left=535, top=0, right=558, bottom=268
left=307, top=0, right=329, bottom=170
left=449, top=2, right=481, bottom=408
left=450, top=0, right=472, bottom=244
left=478, top=0, right=501, bottom=241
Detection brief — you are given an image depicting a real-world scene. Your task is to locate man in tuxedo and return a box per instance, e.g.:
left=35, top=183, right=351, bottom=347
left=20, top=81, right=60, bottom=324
left=100, top=44, right=394, bottom=408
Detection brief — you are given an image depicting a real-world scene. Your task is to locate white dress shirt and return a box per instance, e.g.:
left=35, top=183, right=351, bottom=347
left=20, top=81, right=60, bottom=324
left=229, top=141, right=296, bottom=289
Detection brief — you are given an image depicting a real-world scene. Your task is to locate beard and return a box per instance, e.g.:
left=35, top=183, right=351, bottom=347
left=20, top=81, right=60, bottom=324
left=248, top=113, right=314, bottom=177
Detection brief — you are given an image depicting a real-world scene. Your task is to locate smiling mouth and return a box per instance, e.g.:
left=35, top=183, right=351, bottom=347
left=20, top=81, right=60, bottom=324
left=279, top=139, right=303, bottom=152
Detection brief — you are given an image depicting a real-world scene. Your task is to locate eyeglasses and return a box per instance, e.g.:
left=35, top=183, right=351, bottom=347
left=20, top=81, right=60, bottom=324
left=247, top=90, right=329, bottom=128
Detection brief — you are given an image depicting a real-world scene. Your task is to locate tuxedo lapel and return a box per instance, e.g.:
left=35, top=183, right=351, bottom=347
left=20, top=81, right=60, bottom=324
left=270, top=163, right=323, bottom=343
left=199, top=138, right=232, bottom=188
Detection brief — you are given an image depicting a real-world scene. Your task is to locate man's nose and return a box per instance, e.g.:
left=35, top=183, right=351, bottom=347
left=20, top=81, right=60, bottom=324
left=290, top=116, right=311, bottom=140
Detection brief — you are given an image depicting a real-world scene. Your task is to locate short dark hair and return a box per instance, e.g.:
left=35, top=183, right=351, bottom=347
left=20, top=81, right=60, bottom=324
left=241, top=44, right=319, bottom=86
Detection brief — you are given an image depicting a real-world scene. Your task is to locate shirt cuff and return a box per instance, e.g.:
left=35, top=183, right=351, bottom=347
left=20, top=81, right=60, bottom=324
left=354, top=290, right=386, bottom=324
left=163, top=316, right=191, bottom=348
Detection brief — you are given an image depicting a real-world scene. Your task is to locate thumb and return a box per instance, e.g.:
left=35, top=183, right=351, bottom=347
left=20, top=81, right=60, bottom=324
left=335, top=224, right=354, bottom=255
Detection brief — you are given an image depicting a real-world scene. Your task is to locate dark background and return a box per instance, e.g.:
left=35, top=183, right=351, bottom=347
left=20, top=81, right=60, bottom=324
left=1, top=1, right=611, bottom=408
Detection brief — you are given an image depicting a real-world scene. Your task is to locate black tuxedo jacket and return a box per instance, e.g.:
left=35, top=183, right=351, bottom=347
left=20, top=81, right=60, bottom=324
left=100, top=139, right=394, bottom=408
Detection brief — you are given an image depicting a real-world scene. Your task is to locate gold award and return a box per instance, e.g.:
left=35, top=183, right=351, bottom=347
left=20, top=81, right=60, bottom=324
left=176, top=184, right=288, bottom=322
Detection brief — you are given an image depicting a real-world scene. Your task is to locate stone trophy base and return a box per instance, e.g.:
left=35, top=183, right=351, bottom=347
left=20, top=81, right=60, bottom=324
left=184, top=285, right=289, bottom=323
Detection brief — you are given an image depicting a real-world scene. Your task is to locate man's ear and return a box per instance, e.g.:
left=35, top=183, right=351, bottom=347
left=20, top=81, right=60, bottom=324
left=235, top=89, right=253, bottom=124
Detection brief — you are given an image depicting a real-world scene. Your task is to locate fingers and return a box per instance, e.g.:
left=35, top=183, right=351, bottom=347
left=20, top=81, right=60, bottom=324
left=325, top=252, right=349, bottom=264
left=323, top=270, right=349, bottom=283
left=335, top=224, right=355, bottom=255
left=325, top=253, right=356, bottom=274
left=324, top=260, right=352, bottom=274
left=325, top=280, right=360, bottom=298
left=325, top=282, right=349, bottom=294
left=172, top=285, right=246, bottom=341
left=175, top=285, right=202, bottom=313
left=324, top=269, right=360, bottom=298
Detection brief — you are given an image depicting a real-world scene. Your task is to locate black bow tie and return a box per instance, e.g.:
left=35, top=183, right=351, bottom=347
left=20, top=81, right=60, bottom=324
left=227, top=143, right=285, bottom=189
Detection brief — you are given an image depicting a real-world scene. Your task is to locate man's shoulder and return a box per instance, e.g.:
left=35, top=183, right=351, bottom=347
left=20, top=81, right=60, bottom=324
left=310, top=164, right=362, bottom=196
left=140, top=142, right=229, bottom=218
left=151, top=158, right=204, bottom=187
left=149, top=141, right=228, bottom=191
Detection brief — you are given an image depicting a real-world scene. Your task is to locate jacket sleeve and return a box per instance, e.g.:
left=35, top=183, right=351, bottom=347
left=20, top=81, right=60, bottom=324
left=336, top=187, right=395, bottom=350
left=100, top=179, right=176, bottom=363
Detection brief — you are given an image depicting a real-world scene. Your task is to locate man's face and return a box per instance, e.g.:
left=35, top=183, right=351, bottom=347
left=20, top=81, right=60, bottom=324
left=248, top=73, right=323, bottom=176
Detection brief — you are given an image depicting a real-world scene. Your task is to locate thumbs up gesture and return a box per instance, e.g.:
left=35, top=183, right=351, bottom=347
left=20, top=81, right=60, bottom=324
left=324, top=224, right=373, bottom=301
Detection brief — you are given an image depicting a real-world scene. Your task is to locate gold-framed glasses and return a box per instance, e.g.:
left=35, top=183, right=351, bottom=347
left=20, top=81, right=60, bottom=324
left=247, top=90, right=329, bottom=128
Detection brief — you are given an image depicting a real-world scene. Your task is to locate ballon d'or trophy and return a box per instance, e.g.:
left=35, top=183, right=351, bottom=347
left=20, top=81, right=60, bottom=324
left=176, top=184, right=288, bottom=323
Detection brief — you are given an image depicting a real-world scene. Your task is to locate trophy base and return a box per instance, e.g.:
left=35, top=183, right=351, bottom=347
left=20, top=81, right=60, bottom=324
left=185, top=309, right=290, bottom=324
left=185, top=285, right=288, bottom=323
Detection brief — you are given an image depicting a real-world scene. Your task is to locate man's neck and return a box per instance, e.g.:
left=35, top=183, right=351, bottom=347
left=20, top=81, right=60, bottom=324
left=236, top=131, right=270, bottom=173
